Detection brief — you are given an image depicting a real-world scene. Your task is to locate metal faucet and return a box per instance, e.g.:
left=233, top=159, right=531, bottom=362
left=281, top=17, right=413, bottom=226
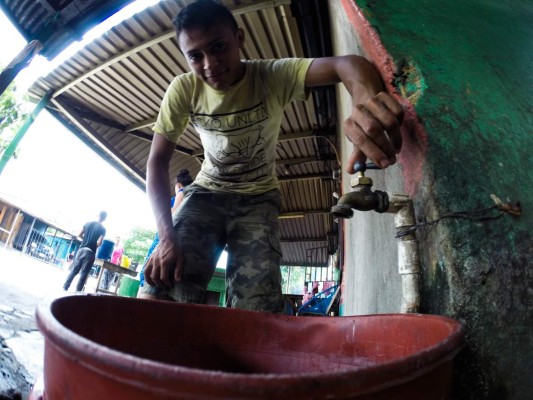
left=331, top=162, right=389, bottom=218
left=330, top=163, right=421, bottom=312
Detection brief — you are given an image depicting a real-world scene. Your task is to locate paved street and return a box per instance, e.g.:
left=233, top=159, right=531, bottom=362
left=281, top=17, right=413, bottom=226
left=0, top=246, right=103, bottom=399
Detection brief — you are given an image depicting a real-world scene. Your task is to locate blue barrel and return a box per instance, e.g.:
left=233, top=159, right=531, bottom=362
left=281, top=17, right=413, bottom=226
left=96, top=239, right=115, bottom=260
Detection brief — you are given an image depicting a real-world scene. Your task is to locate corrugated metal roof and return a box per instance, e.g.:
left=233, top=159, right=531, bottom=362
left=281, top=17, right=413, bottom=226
left=0, top=0, right=135, bottom=59
left=24, top=0, right=341, bottom=267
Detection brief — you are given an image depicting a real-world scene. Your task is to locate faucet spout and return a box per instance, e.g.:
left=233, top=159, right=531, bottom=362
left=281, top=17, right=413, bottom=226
left=331, top=185, right=389, bottom=218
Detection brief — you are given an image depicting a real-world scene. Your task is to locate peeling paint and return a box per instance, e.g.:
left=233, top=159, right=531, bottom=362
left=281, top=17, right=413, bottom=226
left=393, top=58, right=427, bottom=106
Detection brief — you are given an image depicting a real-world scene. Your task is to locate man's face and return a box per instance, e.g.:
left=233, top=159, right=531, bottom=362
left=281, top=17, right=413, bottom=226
left=178, top=23, right=244, bottom=91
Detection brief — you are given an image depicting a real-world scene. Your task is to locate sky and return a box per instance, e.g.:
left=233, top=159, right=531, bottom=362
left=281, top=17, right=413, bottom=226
left=0, top=5, right=158, bottom=238
left=0, top=3, right=229, bottom=268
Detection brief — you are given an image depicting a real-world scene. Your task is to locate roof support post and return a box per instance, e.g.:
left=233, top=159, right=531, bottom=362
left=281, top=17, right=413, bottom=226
left=0, top=89, right=53, bottom=175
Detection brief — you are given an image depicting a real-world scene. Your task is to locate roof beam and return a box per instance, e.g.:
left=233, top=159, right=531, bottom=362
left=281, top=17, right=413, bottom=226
left=125, top=118, right=157, bottom=132
left=52, top=30, right=177, bottom=98
left=190, top=130, right=336, bottom=157
left=232, top=0, right=291, bottom=14
left=127, top=131, right=194, bottom=156
left=69, top=109, right=336, bottom=165
left=52, top=96, right=146, bottom=181
left=278, top=130, right=336, bottom=141
left=278, top=130, right=314, bottom=141
left=122, top=124, right=337, bottom=151
left=177, top=155, right=336, bottom=172
left=126, top=123, right=337, bottom=139
left=277, top=155, right=336, bottom=166
left=53, top=103, right=335, bottom=171
left=51, top=0, right=292, bottom=98
left=279, top=209, right=331, bottom=219
left=61, top=103, right=125, bottom=130
left=55, top=101, right=196, bottom=156
left=278, top=173, right=331, bottom=182
left=280, top=237, right=327, bottom=243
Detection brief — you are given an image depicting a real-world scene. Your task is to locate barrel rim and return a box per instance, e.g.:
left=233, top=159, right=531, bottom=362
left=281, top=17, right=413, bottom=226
left=36, top=294, right=465, bottom=398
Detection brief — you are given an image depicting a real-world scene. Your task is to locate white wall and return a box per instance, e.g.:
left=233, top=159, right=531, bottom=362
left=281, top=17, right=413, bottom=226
left=329, top=2, right=404, bottom=316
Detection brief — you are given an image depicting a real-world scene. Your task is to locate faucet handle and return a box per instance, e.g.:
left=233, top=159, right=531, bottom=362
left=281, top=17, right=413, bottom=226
left=354, top=162, right=381, bottom=173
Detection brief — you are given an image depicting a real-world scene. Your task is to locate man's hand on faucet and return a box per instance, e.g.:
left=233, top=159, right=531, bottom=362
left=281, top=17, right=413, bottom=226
left=344, top=92, right=404, bottom=174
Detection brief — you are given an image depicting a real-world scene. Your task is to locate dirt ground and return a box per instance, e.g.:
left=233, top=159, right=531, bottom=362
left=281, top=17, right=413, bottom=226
left=0, top=247, right=106, bottom=399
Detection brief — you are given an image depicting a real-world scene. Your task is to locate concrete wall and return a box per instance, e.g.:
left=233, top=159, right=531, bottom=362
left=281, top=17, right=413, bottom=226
left=329, top=2, right=404, bottom=317
left=329, top=1, right=532, bottom=399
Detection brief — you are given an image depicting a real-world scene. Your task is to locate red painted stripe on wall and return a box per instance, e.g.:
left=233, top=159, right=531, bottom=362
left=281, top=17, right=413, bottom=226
left=340, top=0, right=428, bottom=197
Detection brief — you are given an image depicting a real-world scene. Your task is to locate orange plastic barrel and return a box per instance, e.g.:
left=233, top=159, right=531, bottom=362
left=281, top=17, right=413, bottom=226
left=35, top=295, right=464, bottom=399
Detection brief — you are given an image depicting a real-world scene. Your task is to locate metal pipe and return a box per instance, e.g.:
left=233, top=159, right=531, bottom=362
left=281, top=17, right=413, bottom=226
left=387, top=194, right=421, bottom=313
left=331, top=185, right=420, bottom=312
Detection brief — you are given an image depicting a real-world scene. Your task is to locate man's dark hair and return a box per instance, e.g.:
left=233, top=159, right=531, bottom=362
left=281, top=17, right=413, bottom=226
left=176, top=169, right=194, bottom=186
left=173, top=0, right=238, bottom=36
left=99, top=211, right=107, bottom=221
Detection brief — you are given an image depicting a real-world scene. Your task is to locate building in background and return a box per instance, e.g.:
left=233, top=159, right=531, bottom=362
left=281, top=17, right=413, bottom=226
left=0, top=194, right=80, bottom=266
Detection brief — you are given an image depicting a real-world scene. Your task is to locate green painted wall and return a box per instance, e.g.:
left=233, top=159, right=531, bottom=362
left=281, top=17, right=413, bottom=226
left=358, top=0, right=532, bottom=212
left=334, top=1, right=532, bottom=398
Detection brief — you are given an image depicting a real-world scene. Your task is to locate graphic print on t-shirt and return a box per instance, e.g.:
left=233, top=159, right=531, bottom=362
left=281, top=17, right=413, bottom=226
left=213, top=126, right=265, bottom=162
left=191, top=102, right=270, bottom=182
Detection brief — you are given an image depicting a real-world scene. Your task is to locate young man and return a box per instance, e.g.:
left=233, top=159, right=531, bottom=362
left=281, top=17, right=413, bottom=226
left=63, top=211, right=107, bottom=292
left=142, top=0, right=404, bottom=312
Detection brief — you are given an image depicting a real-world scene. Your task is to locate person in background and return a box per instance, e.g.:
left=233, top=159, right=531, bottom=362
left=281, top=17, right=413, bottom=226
left=63, top=211, right=107, bottom=292
left=111, top=236, right=125, bottom=266
left=138, top=169, right=194, bottom=294
left=142, top=0, right=404, bottom=312
left=171, top=169, right=193, bottom=214
left=100, top=236, right=124, bottom=291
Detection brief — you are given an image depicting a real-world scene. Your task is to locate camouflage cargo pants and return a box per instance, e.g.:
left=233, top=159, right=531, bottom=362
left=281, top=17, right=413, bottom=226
left=141, top=184, right=284, bottom=313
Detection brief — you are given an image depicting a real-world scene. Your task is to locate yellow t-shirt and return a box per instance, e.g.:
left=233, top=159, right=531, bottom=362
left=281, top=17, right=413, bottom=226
left=153, top=58, right=313, bottom=194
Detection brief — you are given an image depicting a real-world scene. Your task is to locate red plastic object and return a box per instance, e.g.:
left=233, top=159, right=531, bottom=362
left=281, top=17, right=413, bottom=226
left=35, top=295, right=464, bottom=399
